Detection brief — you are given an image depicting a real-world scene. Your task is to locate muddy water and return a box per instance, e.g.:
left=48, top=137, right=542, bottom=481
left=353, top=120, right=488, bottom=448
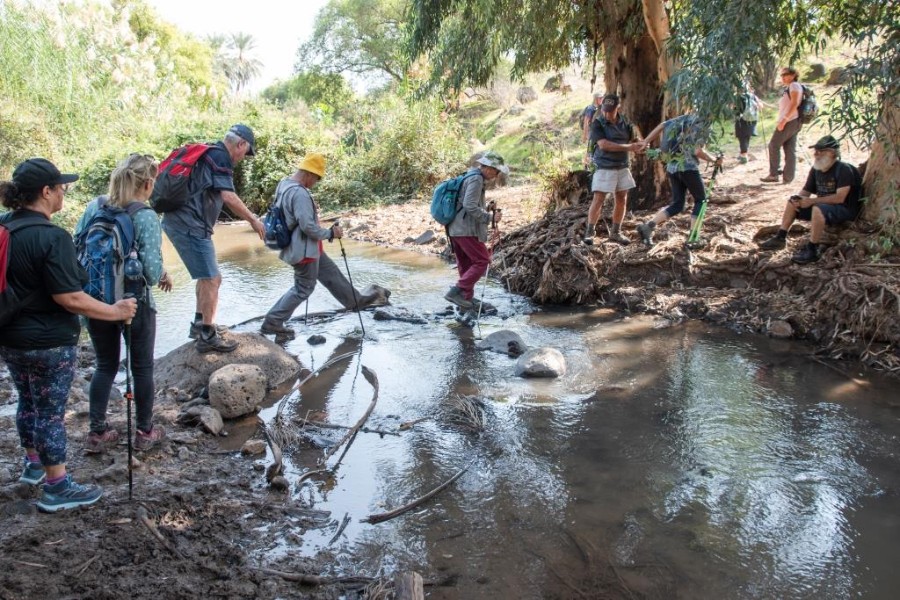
left=155, top=224, right=900, bottom=599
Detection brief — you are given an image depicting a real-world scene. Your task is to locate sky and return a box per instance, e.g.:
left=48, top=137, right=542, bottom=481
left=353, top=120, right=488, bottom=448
left=144, top=0, right=330, bottom=91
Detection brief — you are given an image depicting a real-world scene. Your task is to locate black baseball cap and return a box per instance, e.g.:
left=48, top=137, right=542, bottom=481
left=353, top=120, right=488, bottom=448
left=229, top=124, right=256, bottom=155
left=12, top=158, right=79, bottom=191
left=809, top=135, right=840, bottom=151
left=601, top=94, right=620, bottom=110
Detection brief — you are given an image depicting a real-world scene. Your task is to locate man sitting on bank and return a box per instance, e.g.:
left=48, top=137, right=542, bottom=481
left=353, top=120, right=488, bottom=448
left=757, top=135, right=862, bottom=264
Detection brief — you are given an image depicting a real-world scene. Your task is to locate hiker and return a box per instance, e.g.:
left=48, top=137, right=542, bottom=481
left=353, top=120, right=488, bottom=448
left=761, top=67, right=802, bottom=184
left=75, top=154, right=172, bottom=454
left=260, top=153, right=343, bottom=339
left=757, top=135, right=862, bottom=264
left=735, top=83, right=763, bottom=164
left=443, top=152, right=509, bottom=310
left=160, top=124, right=266, bottom=353
left=636, top=114, right=722, bottom=247
left=0, top=158, right=137, bottom=511
left=581, top=92, right=603, bottom=145
left=582, top=94, right=643, bottom=246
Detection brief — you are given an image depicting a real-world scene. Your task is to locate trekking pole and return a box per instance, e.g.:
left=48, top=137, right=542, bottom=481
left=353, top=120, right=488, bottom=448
left=475, top=211, right=500, bottom=336
left=687, top=154, right=722, bottom=245
left=123, top=298, right=135, bottom=501
left=759, top=116, right=769, bottom=163
left=333, top=222, right=365, bottom=336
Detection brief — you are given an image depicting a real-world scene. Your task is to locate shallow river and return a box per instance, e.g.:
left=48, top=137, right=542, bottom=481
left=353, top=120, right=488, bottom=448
left=154, top=224, right=900, bottom=599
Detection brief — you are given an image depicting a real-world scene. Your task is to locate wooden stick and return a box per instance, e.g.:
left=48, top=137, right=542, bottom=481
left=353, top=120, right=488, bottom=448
left=250, top=567, right=373, bottom=587
left=322, top=367, right=379, bottom=462
left=74, top=554, right=99, bottom=577
left=362, top=460, right=474, bottom=524
left=137, top=505, right=184, bottom=558
left=328, top=512, right=351, bottom=546
left=298, top=418, right=399, bottom=437
left=393, top=571, right=425, bottom=600
left=399, top=417, right=430, bottom=431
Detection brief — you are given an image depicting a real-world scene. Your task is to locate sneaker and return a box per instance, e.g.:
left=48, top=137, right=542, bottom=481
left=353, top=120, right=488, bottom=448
left=260, top=319, right=296, bottom=339
left=19, top=457, right=45, bottom=485
left=85, top=428, right=120, bottom=454
left=684, top=238, right=707, bottom=250
left=758, top=235, right=786, bottom=250
left=189, top=322, right=228, bottom=340
left=444, top=286, right=473, bottom=309
left=135, top=426, right=167, bottom=452
left=738, top=156, right=748, bottom=164
left=609, top=231, right=631, bottom=246
left=37, top=474, right=102, bottom=512
left=760, top=175, right=780, bottom=183
left=791, top=242, right=820, bottom=265
left=196, top=328, right=238, bottom=353
left=636, top=223, right=654, bottom=247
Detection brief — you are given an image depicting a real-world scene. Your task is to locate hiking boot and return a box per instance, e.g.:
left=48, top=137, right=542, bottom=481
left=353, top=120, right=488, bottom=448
left=582, top=223, right=595, bottom=246
left=84, top=428, right=120, bottom=454
left=134, top=426, right=167, bottom=452
left=636, top=223, right=654, bottom=247
left=19, top=457, right=45, bottom=485
left=189, top=322, right=227, bottom=340
left=609, top=231, right=631, bottom=246
left=791, top=242, right=820, bottom=265
left=444, top=286, right=473, bottom=309
left=37, top=474, right=102, bottom=512
left=738, top=155, right=748, bottom=164
left=196, top=327, right=238, bottom=353
left=760, top=175, right=780, bottom=183
left=758, top=235, right=786, bottom=250
left=260, top=319, right=296, bottom=339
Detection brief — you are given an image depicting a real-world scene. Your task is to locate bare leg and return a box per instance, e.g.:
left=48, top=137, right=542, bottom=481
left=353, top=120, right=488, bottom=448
left=587, top=191, right=606, bottom=226
left=197, top=275, right=222, bottom=325
left=612, top=191, right=627, bottom=225
left=809, top=207, right=825, bottom=243
left=780, top=202, right=799, bottom=231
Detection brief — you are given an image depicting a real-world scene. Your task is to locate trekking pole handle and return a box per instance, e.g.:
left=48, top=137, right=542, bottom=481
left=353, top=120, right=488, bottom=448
left=123, top=292, right=135, bottom=325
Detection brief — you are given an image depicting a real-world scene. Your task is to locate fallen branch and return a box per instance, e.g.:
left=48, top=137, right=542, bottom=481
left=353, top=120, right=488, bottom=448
left=73, top=554, right=99, bottom=577
left=321, top=366, right=379, bottom=463
left=136, top=505, right=184, bottom=558
left=297, top=418, right=399, bottom=437
left=399, top=417, right=430, bottom=431
left=328, top=512, right=352, bottom=546
left=250, top=567, right=373, bottom=587
left=362, top=459, right=474, bottom=524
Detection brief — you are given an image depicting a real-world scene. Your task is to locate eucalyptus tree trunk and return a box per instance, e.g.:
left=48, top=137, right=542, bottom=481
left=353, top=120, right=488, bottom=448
left=859, top=99, right=900, bottom=249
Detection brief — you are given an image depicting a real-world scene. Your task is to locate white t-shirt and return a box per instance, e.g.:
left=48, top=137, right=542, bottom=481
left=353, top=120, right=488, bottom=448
left=778, top=81, right=803, bottom=123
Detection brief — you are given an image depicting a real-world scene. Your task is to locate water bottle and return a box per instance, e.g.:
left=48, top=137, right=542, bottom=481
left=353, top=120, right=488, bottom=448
left=124, top=250, right=145, bottom=299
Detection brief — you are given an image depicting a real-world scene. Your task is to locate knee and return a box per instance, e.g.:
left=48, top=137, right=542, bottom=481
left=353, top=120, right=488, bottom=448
left=811, top=206, right=825, bottom=224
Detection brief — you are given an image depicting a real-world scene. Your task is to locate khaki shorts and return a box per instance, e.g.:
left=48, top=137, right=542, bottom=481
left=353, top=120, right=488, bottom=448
left=591, top=168, right=636, bottom=193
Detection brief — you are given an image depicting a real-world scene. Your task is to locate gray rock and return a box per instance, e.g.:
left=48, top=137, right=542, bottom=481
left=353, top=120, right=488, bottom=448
left=517, top=86, right=538, bottom=104
left=241, top=439, right=267, bottom=455
left=357, top=284, right=391, bottom=309
left=413, top=230, right=435, bottom=245
left=826, top=67, right=847, bottom=86
left=209, top=364, right=267, bottom=419
left=477, top=330, right=528, bottom=355
left=307, top=334, right=327, bottom=345
left=184, top=406, right=225, bottom=435
left=0, top=467, right=11, bottom=484
left=372, top=307, right=428, bottom=324
left=515, top=348, right=566, bottom=378
left=270, top=476, right=289, bottom=491
left=807, top=63, right=827, bottom=80
left=154, top=333, right=300, bottom=397
left=508, top=105, right=525, bottom=115
left=177, top=446, right=193, bottom=461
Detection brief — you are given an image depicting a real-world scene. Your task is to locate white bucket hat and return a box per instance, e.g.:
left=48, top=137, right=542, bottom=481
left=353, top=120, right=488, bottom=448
left=476, top=151, right=510, bottom=176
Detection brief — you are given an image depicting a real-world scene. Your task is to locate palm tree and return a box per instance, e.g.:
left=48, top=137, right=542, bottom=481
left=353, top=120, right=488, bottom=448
left=227, top=32, right=262, bottom=94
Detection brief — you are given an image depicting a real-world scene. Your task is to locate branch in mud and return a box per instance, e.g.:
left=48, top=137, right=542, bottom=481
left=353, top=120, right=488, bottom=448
left=362, top=460, right=474, bottom=525
left=250, top=567, right=374, bottom=587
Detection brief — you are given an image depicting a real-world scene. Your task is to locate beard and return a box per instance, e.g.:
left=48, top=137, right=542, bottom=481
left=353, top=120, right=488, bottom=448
left=813, top=153, right=838, bottom=172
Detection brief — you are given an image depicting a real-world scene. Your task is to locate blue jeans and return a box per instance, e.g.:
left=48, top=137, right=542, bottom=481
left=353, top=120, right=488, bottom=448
left=1, top=345, right=76, bottom=466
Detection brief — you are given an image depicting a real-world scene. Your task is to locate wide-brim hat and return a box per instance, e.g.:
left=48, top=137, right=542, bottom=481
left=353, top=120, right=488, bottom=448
left=298, top=153, right=326, bottom=178
left=476, top=152, right=510, bottom=176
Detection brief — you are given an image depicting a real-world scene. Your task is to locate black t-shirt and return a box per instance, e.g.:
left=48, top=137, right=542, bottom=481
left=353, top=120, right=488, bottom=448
left=802, top=161, right=861, bottom=215
left=589, top=115, right=636, bottom=170
left=0, top=209, right=86, bottom=349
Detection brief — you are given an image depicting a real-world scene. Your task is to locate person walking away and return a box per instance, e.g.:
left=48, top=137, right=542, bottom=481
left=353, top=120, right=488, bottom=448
left=582, top=94, right=644, bottom=246
left=0, top=158, right=137, bottom=512
left=761, top=67, right=802, bottom=183
left=443, top=152, right=508, bottom=309
left=756, top=135, right=862, bottom=264
left=260, top=154, right=341, bottom=339
left=735, top=83, right=762, bottom=164
left=75, top=154, right=173, bottom=454
left=581, top=92, right=603, bottom=144
left=160, top=124, right=266, bottom=353
left=636, top=114, right=722, bottom=246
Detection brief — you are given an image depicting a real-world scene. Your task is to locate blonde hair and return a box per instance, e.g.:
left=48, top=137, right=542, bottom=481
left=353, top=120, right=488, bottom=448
left=108, top=153, right=158, bottom=208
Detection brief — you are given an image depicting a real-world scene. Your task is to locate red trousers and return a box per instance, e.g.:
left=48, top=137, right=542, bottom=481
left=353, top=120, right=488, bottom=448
left=450, top=236, right=491, bottom=300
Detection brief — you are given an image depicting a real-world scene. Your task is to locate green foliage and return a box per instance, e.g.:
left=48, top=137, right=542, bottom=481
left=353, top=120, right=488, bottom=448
left=297, top=0, right=407, bottom=83
left=261, top=68, right=354, bottom=119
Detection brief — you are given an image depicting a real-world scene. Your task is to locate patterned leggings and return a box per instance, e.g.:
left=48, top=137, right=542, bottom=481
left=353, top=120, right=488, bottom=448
left=0, top=345, right=76, bottom=466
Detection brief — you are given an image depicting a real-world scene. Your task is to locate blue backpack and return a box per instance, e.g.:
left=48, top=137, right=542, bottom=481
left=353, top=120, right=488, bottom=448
left=430, top=172, right=481, bottom=226
left=75, top=197, right=149, bottom=304
left=263, top=180, right=300, bottom=250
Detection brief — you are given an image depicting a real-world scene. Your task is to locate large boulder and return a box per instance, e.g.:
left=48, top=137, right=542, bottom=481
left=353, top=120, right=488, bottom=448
left=208, top=364, right=267, bottom=419
left=516, top=87, right=538, bottom=104
left=154, top=332, right=299, bottom=397
left=515, top=348, right=566, bottom=378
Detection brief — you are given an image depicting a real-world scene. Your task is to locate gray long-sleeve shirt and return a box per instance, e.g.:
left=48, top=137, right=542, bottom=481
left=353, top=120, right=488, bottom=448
left=446, top=168, right=492, bottom=242
left=274, top=178, right=332, bottom=265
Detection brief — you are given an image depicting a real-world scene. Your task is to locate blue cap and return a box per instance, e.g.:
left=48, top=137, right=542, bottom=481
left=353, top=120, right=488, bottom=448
left=229, top=124, right=256, bottom=155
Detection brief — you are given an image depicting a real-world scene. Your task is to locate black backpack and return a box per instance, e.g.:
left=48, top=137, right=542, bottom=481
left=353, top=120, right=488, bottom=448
left=797, top=85, right=817, bottom=125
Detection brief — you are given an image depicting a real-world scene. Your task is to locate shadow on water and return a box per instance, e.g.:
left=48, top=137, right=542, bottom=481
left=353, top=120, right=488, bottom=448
left=154, top=223, right=900, bottom=599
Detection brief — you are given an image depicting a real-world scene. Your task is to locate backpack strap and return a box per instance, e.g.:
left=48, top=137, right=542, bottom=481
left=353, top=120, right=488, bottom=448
left=0, top=214, right=55, bottom=234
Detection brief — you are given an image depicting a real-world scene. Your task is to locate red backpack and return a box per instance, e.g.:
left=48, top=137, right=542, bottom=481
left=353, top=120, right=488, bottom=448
left=149, top=143, right=215, bottom=213
left=0, top=215, right=55, bottom=327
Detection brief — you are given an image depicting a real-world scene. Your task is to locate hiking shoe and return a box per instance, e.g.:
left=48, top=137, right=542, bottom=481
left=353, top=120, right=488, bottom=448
left=684, top=238, right=707, bottom=250
left=19, top=457, right=45, bottom=485
left=189, top=322, right=227, bottom=340
left=260, top=319, right=296, bottom=339
left=196, top=329, right=238, bottom=353
left=760, top=175, right=780, bottom=183
left=135, top=426, right=167, bottom=452
left=758, top=235, right=786, bottom=250
left=636, top=223, right=654, bottom=247
left=609, top=231, right=631, bottom=246
left=85, top=428, right=120, bottom=454
left=791, top=242, right=820, bottom=265
left=37, top=475, right=102, bottom=513
left=444, top=286, right=473, bottom=309
left=738, top=156, right=748, bottom=164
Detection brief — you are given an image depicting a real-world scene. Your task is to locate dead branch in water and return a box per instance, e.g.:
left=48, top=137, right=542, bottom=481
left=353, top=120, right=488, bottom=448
left=297, top=418, right=399, bottom=437
left=362, top=460, right=474, bottom=524
left=321, top=366, right=379, bottom=464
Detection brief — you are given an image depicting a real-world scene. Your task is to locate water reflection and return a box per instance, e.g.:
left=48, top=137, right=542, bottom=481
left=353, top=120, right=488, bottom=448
left=155, top=224, right=900, bottom=599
